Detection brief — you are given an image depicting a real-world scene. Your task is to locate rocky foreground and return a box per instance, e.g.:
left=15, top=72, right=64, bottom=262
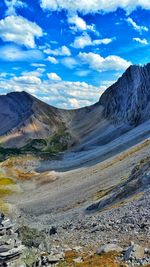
left=0, top=157, right=150, bottom=266
left=1, top=186, right=149, bottom=266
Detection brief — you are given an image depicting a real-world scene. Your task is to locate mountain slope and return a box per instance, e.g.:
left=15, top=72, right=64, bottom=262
left=0, top=91, right=77, bottom=147
left=0, top=63, right=150, bottom=156
left=100, top=64, right=150, bottom=125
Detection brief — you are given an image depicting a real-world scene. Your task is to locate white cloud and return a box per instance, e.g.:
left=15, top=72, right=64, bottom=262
left=133, top=37, right=148, bottom=45
left=127, top=17, right=149, bottom=33
left=44, top=45, right=71, bottom=56
left=0, top=45, right=43, bottom=62
left=40, top=0, right=150, bottom=14
left=13, top=75, right=41, bottom=84
left=93, top=39, right=113, bottom=45
left=78, top=52, right=131, bottom=71
left=4, top=0, right=27, bottom=16
left=61, top=57, right=77, bottom=69
left=47, top=72, right=62, bottom=81
left=22, top=68, right=45, bottom=77
left=0, top=73, right=107, bottom=108
left=72, top=33, right=91, bottom=49
left=31, top=63, right=46, bottom=67
left=46, top=56, right=58, bottom=64
left=72, top=33, right=112, bottom=49
left=68, top=15, right=87, bottom=31
left=12, top=68, right=45, bottom=85
left=68, top=14, right=98, bottom=35
left=0, top=15, right=43, bottom=48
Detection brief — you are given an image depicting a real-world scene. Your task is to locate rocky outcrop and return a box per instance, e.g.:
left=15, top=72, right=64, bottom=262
left=87, top=157, right=150, bottom=212
left=99, top=64, right=150, bottom=125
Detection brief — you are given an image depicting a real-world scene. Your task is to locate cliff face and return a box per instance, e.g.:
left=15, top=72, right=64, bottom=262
left=99, top=64, right=150, bottom=125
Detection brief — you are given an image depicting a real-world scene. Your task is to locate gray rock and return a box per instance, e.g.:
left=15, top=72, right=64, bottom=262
left=96, top=243, right=123, bottom=255
left=124, top=244, right=145, bottom=261
left=73, top=256, right=83, bottom=263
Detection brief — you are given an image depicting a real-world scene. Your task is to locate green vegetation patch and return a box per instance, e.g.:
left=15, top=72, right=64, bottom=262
left=0, top=126, right=72, bottom=161
left=19, top=226, right=46, bottom=248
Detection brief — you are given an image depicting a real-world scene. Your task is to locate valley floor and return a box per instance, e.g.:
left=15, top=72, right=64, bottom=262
left=0, top=128, right=150, bottom=266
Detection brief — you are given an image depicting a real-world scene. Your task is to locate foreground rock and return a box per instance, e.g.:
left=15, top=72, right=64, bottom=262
left=0, top=213, right=65, bottom=267
left=97, top=243, right=123, bottom=255
left=123, top=243, right=150, bottom=266
left=0, top=213, right=25, bottom=265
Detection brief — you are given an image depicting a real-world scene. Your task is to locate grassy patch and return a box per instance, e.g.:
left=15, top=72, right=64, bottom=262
left=19, top=226, right=46, bottom=248
left=93, top=186, right=115, bottom=201
left=0, top=176, right=16, bottom=213
left=61, top=251, right=126, bottom=267
left=15, top=169, right=35, bottom=181
left=22, top=249, right=39, bottom=267
left=0, top=176, right=16, bottom=198
left=0, top=177, right=15, bottom=185
left=95, top=139, right=150, bottom=174
left=0, top=147, right=22, bottom=162
left=44, top=128, right=71, bottom=153
left=0, top=126, right=72, bottom=161
left=0, top=200, right=10, bottom=214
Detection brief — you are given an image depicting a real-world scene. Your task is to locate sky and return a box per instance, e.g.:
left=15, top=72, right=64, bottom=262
left=0, top=1, right=150, bottom=109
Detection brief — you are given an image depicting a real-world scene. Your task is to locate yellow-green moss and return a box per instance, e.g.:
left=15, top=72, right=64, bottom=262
left=0, top=200, right=10, bottom=214
left=0, top=177, right=15, bottom=185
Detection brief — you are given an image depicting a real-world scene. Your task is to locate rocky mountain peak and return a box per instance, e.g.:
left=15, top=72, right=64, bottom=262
left=99, top=63, right=150, bottom=125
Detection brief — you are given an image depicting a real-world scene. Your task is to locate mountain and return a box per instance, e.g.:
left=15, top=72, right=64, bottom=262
left=1, top=64, right=150, bottom=256
left=0, top=91, right=77, bottom=148
left=100, top=64, right=150, bottom=125
left=0, top=63, right=150, bottom=159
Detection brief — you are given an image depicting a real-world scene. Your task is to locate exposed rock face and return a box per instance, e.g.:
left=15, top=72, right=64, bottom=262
left=99, top=64, right=150, bottom=125
left=86, top=157, right=150, bottom=212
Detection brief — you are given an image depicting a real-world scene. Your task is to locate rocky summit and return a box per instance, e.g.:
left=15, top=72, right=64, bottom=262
left=0, top=64, right=150, bottom=266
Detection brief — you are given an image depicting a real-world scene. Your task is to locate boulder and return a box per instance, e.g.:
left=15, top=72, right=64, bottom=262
left=96, top=243, right=123, bottom=255
left=124, top=244, right=145, bottom=261
left=73, top=256, right=83, bottom=263
left=49, top=226, right=57, bottom=235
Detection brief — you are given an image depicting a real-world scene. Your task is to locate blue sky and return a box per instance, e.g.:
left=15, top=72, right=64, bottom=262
left=0, top=0, right=150, bottom=108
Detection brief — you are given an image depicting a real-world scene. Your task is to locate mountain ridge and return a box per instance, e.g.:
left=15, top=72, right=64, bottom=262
left=0, top=63, right=150, bottom=153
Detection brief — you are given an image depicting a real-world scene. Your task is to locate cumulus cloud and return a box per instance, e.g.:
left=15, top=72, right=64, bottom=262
left=127, top=17, right=149, bottom=33
left=78, top=52, right=131, bottom=72
left=44, top=45, right=71, bottom=56
left=46, top=56, right=58, bottom=64
left=0, top=15, right=43, bottom=48
left=40, top=0, right=150, bottom=14
left=72, top=33, right=112, bottom=49
left=22, top=68, right=45, bottom=77
left=0, top=45, right=43, bottom=62
left=68, top=14, right=98, bottom=35
left=13, top=75, right=41, bottom=84
left=4, top=0, right=27, bottom=16
left=0, top=73, right=108, bottom=108
left=133, top=37, right=148, bottom=45
left=47, top=72, right=62, bottom=81
left=68, top=15, right=87, bottom=31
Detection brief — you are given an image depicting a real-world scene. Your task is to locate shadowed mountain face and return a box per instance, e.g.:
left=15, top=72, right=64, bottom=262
left=0, top=63, right=150, bottom=151
left=100, top=64, right=150, bottom=125
left=0, top=92, right=33, bottom=135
